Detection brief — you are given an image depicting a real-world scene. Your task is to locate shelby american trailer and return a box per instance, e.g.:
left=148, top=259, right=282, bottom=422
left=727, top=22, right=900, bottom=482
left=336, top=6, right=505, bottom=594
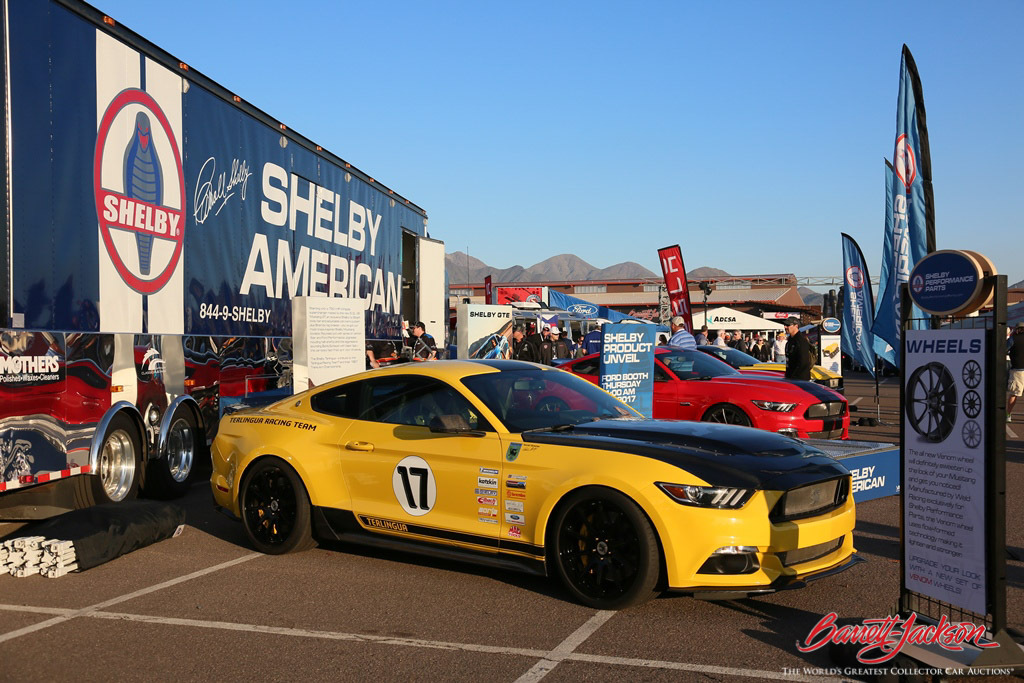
left=0, top=0, right=443, bottom=516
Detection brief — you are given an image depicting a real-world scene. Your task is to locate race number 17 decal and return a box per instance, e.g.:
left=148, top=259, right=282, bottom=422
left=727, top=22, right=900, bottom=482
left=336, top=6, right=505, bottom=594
left=393, top=456, right=436, bottom=516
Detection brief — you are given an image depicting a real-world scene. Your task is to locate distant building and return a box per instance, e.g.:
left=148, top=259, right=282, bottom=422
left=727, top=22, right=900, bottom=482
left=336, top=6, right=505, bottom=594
left=449, top=274, right=821, bottom=323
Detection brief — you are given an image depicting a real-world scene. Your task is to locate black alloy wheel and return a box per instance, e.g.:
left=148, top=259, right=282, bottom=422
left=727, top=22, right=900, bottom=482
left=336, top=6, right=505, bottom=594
left=552, top=488, right=660, bottom=609
left=906, top=362, right=958, bottom=443
left=240, top=457, right=315, bottom=555
left=701, top=404, right=752, bottom=427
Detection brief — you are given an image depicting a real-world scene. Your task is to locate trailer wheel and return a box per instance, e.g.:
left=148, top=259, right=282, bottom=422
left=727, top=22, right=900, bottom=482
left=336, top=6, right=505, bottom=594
left=90, top=413, right=142, bottom=504
left=146, top=409, right=200, bottom=499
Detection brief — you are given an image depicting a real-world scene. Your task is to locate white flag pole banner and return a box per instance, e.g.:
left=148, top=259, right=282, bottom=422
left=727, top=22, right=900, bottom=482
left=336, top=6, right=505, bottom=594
left=902, top=328, right=986, bottom=614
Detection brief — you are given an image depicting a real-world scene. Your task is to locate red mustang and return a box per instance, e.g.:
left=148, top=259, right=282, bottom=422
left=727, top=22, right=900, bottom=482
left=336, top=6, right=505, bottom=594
left=561, top=347, right=848, bottom=439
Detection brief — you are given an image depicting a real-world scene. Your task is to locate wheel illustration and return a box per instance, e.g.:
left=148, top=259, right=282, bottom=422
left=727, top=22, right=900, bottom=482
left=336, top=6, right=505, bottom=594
left=962, top=360, right=982, bottom=389
left=962, top=420, right=982, bottom=448
left=551, top=487, right=661, bottom=609
left=91, top=413, right=142, bottom=504
left=240, top=457, right=315, bottom=554
left=962, top=390, right=982, bottom=419
left=538, top=397, right=569, bottom=413
left=906, top=362, right=957, bottom=442
left=146, top=409, right=201, bottom=499
left=701, top=404, right=752, bottom=427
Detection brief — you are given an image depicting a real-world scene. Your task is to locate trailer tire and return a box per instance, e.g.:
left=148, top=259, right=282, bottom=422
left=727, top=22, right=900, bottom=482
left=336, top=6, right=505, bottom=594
left=79, top=413, right=142, bottom=506
left=145, top=408, right=199, bottom=499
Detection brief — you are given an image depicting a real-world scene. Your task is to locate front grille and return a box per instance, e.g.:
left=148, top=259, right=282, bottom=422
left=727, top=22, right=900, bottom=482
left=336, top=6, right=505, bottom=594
left=778, top=536, right=844, bottom=567
left=770, top=477, right=849, bottom=521
left=804, top=401, right=846, bottom=419
left=807, top=427, right=844, bottom=439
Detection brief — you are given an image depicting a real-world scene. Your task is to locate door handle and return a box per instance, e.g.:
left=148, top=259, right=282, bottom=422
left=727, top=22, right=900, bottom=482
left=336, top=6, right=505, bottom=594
left=345, top=441, right=374, bottom=452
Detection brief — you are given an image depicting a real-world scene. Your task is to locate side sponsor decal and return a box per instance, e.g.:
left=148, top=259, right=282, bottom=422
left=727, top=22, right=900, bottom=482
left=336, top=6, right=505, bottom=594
left=504, top=500, right=524, bottom=512
left=505, top=443, right=521, bottom=462
left=478, top=476, right=499, bottom=488
left=474, top=488, right=498, bottom=496
left=478, top=507, right=498, bottom=518
left=505, top=512, right=526, bottom=524
left=477, top=496, right=497, bottom=505
left=507, top=525, right=522, bottom=539
left=506, top=490, right=526, bottom=500
left=479, top=467, right=499, bottom=475
left=505, top=479, right=526, bottom=489
left=478, top=517, right=499, bottom=525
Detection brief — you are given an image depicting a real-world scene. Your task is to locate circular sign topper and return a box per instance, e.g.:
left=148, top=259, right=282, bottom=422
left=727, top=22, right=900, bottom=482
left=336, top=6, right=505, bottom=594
left=821, top=317, right=841, bottom=334
left=908, top=250, right=985, bottom=317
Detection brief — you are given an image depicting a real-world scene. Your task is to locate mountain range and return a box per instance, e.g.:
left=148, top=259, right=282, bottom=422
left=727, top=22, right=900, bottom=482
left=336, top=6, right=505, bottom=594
left=446, top=251, right=727, bottom=285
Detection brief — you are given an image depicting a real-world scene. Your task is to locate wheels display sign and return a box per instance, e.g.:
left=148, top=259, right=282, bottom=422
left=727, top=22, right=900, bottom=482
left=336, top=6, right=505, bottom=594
left=902, top=328, right=986, bottom=614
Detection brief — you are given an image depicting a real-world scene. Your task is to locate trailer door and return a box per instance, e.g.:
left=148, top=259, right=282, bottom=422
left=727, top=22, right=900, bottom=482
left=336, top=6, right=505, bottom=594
left=416, top=236, right=446, bottom=347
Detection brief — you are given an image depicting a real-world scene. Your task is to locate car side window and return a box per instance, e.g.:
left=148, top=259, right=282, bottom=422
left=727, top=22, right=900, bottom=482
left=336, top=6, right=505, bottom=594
left=313, top=376, right=492, bottom=431
left=573, top=358, right=600, bottom=376
left=654, top=363, right=671, bottom=382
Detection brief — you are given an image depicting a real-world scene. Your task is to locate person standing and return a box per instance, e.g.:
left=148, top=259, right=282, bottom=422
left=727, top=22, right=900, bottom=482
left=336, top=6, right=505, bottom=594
left=583, top=324, right=604, bottom=356
left=694, top=325, right=709, bottom=346
left=712, top=330, right=728, bottom=348
left=536, top=325, right=555, bottom=365
left=406, top=321, right=438, bottom=361
left=667, top=316, right=696, bottom=350
left=512, top=325, right=539, bottom=363
left=550, top=327, right=572, bottom=361
left=732, top=331, right=749, bottom=354
left=783, top=317, right=812, bottom=380
left=1008, top=322, right=1024, bottom=421
left=772, top=331, right=787, bottom=362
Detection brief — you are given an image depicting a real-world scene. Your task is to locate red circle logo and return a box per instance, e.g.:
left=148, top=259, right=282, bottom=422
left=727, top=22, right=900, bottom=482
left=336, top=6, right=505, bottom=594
left=894, top=133, right=916, bottom=190
left=845, top=266, right=865, bottom=289
left=94, top=89, right=185, bottom=295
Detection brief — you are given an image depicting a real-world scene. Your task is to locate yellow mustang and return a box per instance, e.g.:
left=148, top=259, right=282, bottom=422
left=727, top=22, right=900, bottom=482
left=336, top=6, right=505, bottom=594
left=211, top=360, right=859, bottom=609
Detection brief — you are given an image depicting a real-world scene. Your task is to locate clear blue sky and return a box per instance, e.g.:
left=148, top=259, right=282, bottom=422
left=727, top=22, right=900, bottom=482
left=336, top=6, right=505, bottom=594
left=95, top=0, right=1023, bottom=286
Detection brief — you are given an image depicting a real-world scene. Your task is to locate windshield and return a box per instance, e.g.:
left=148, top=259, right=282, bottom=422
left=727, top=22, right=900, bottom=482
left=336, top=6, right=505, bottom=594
left=658, top=349, right=740, bottom=380
left=698, top=345, right=762, bottom=368
left=461, top=368, right=640, bottom=433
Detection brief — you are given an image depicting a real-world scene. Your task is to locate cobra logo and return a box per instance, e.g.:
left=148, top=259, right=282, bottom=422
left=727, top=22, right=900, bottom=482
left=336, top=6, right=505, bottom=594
left=911, top=274, right=925, bottom=294
left=845, top=265, right=865, bottom=289
left=894, top=133, right=916, bottom=190
left=94, top=89, right=185, bottom=295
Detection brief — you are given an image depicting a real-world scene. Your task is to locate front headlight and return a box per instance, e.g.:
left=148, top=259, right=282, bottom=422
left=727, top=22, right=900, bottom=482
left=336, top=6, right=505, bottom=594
left=656, top=482, right=753, bottom=509
left=751, top=400, right=797, bottom=412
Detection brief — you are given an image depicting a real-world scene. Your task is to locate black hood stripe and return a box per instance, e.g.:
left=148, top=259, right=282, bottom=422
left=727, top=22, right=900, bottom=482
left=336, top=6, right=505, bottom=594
left=522, top=421, right=849, bottom=490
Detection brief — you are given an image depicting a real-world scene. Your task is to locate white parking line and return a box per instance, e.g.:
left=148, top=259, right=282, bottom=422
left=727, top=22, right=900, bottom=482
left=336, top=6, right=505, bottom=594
left=1008, top=425, right=1018, bottom=439
left=850, top=397, right=863, bottom=405
left=515, top=610, right=615, bottom=682
left=0, top=552, right=259, bottom=644
left=0, top=603, right=827, bottom=680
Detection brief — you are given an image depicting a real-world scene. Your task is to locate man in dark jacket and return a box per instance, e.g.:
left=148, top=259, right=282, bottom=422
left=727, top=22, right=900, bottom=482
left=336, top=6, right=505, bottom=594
left=512, top=325, right=539, bottom=363
left=550, top=327, right=572, bottom=361
left=783, top=317, right=812, bottom=380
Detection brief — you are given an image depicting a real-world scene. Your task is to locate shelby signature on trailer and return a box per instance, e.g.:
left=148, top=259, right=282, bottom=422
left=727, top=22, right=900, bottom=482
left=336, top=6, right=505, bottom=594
left=193, top=156, right=253, bottom=225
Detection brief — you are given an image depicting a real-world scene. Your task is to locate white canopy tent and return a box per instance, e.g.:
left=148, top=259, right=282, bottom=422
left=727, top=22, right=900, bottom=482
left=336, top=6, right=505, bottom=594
left=692, top=307, right=786, bottom=332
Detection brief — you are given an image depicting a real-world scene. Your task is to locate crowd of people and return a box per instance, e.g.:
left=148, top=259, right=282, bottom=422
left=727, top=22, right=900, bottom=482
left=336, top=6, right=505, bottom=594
left=364, top=315, right=814, bottom=383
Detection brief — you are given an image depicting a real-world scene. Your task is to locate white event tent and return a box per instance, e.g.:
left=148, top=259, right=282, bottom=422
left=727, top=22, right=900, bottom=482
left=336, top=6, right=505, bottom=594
left=692, top=307, right=786, bottom=332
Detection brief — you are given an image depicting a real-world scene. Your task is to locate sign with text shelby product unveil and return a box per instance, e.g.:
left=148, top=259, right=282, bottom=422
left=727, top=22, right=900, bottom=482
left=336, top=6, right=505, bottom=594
left=903, top=328, right=986, bottom=614
left=292, top=296, right=365, bottom=392
left=599, top=324, right=655, bottom=417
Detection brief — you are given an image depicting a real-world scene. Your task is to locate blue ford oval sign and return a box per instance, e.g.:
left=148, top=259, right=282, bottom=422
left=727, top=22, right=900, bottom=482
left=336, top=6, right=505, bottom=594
left=567, top=303, right=599, bottom=317
left=821, top=317, right=841, bottom=333
left=908, top=250, right=983, bottom=316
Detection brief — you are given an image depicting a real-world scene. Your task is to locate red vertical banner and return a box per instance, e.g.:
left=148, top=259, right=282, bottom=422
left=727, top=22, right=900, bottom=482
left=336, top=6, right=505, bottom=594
left=484, top=275, right=493, bottom=304
left=657, top=245, right=693, bottom=332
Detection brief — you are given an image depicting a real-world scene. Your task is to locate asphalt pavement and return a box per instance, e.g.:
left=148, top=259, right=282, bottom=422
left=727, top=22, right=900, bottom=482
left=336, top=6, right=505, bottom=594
left=1, top=371, right=1022, bottom=682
